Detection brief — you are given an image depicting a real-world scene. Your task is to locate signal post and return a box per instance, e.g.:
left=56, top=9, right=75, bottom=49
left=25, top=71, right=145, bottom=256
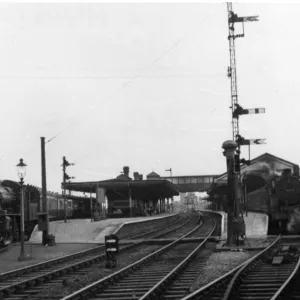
left=62, top=157, right=75, bottom=223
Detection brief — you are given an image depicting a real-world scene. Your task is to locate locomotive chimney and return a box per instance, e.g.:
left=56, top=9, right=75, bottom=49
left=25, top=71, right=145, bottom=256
left=123, top=166, right=129, bottom=177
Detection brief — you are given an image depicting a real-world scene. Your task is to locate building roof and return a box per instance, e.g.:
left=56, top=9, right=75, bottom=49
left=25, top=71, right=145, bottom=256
left=63, top=179, right=179, bottom=200
left=147, top=171, right=161, bottom=178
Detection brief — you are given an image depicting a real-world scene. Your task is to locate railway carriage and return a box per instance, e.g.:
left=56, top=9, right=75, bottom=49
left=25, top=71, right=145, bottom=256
left=0, top=180, right=84, bottom=245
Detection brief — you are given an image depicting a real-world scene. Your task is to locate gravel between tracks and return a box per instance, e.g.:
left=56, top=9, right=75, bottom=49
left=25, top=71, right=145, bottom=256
left=0, top=244, right=99, bottom=274
left=189, top=250, right=259, bottom=292
left=32, top=244, right=162, bottom=299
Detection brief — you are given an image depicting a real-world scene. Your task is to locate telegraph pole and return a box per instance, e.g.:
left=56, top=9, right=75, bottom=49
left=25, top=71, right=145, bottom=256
left=62, top=156, right=74, bottom=223
left=41, top=137, right=49, bottom=244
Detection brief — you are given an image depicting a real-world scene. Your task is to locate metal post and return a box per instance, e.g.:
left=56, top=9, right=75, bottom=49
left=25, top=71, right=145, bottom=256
left=90, top=185, right=93, bottom=222
left=41, top=137, right=49, bottom=240
left=18, top=178, right=25, bottom=260
left=222, top=140, right=238, bottom=247
left=248, top=144, right=251, bottom=161
left=63, top=156, right=67, bottom=223
left=128, top=185, right=132, bottom=217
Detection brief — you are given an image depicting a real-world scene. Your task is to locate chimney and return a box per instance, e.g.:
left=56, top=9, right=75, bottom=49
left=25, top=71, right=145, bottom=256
left=123, top=166, right=129, bottom=177
left=133, top=172, right=139, bottom=181
left=138, top=174, right=143, bottom=180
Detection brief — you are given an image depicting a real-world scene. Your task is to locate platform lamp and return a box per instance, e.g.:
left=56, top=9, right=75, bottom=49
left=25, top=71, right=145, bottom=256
left=16, top=158, right=28, bottom=261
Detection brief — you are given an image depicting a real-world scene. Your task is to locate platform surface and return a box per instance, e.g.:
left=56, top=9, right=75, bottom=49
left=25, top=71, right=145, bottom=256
left=29, top=212, right=177, bottom=244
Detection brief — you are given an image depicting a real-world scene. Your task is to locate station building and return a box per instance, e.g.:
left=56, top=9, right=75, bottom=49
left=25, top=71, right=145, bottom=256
left=63, top=166, right=179, bottom=218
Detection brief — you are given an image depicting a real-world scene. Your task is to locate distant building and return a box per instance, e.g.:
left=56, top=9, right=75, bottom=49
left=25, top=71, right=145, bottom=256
left=146, top=171, right=161, bottom=181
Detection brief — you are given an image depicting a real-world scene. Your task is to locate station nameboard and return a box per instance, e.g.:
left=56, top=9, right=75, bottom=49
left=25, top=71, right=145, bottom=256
left=96, top=187, right=106, bottom=204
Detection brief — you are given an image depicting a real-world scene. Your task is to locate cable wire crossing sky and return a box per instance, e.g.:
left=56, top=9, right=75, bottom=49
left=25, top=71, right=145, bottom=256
left=0, top=3, right=299, bottom=192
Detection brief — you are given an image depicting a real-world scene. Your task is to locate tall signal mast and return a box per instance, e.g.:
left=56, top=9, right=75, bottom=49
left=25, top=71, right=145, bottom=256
left=227, top=3, right=260, bottom=147
left=227, top=2, right=239, bottom=141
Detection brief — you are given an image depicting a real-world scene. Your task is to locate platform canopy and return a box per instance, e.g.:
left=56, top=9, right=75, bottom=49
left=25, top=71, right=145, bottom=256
left=63, top=179, right=179, bottom=200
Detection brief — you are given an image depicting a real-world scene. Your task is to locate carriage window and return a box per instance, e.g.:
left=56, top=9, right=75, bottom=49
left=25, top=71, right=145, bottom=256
left=191, top=177, right=197, bottom=184
left=179, top=178, right=185, bottom=184
left=197, top=177, right=204, bottom=183
left=204, top=177, right=210, bottom=183
left=172, top=178, right=178, bottom=184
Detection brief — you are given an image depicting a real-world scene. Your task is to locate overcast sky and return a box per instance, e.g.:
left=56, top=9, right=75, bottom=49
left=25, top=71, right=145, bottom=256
left=1, top=2, right=300, bottom=192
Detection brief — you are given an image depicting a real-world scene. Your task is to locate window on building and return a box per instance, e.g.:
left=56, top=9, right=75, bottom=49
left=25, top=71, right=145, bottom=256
left=197, top=177, right=204, bottom=183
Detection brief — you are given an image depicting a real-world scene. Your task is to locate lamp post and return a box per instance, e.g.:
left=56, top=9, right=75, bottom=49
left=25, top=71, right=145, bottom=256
left=16, top=158, right=27, bottom=261
left=222, top=140, right=237, bottom=247
left=165, top=168, right=173, bottom=213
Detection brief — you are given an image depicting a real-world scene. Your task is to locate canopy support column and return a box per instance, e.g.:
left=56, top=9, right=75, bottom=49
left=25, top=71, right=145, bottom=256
left=90, top=185, right=93, bottom=222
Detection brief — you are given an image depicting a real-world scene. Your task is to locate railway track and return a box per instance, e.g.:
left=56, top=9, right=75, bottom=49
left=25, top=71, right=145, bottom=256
left=181, top=236, right=300, bottom=300
left=262, top=239, right=300, bottom=300
left=145, top=218, right=217, bottom=300
left=0, top=213, right=199, bottom=299
left=0, top=215, right=190, bottom=299
left=59, top=215, right=217, bottom=300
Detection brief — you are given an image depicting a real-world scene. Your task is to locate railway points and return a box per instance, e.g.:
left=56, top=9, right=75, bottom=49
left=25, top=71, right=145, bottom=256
left=181, top=236, right=300, bottom=300
left=59, top=213, right=217, bottom=300
left=0, top=214, right=194, bottom=299
left=0, top=213, right=221, bottom=300
left=0, top=213, right=181, bottom=273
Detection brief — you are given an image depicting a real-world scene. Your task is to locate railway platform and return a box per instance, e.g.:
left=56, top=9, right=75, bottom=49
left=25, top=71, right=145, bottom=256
left=199, top=210, right=268, bottom=238
left=29, top=212, right=177, bottom=244
left=219, top=211, right=269, bottom=238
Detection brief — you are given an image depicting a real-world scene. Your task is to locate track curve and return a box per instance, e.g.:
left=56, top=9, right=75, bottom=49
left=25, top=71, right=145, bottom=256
left=60, top=214, right=217, bottom=300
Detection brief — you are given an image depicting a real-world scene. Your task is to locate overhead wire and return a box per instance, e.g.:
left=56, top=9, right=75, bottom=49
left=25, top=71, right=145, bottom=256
left=46, top=4, right=219, bottom=144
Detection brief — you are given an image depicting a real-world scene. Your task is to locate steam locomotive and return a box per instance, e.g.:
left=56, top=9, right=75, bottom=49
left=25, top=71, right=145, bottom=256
left=0, top=180, right=96, bottom=246
left=246, top=169, right=300, bottom=233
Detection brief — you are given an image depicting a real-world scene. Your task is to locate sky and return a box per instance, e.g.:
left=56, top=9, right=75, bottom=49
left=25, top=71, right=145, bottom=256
left=1, top=2, right=300, bottom=193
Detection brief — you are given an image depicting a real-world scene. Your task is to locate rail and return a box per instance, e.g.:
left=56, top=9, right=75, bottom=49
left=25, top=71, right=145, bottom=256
left=222, top=235, right=281, bottom=300
left=60, top=215, right=204, bottom=300
left=0, top=214, right=193, bottom=299
left=0, top=214, right=184, bottom=280
left=139, top=218, right=216, bottom=300
left=181, top=235, right=281, bottom=300
left=271, top=250, right=300, bottom=300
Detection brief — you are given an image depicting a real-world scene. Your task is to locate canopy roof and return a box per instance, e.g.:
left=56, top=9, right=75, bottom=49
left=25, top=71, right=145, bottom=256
left=63, top=179, right=179, bottom=200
